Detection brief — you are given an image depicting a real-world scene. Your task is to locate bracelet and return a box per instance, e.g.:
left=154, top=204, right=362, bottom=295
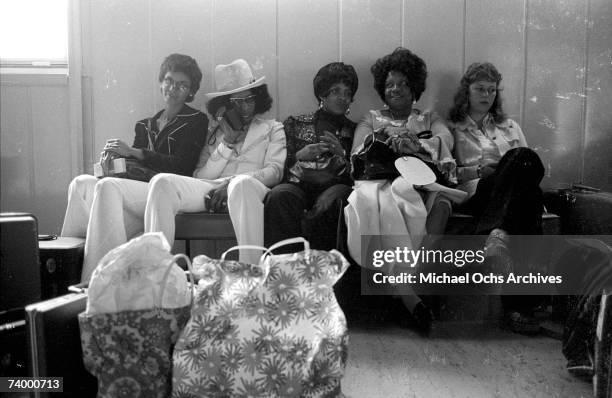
left=476, top=164, right=482, bottom=178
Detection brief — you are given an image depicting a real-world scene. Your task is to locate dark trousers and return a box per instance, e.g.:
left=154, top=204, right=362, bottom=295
left=264, top=182, right=352, bottom=253
left=458, top=147, right=546, bottom=312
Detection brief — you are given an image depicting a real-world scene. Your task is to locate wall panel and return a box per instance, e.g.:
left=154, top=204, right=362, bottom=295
left=150, top=0, right=213, bottom=112
left=523, top=0, right=587, bottom=188
left=584, top=0, right=612, bottom=189
left=277, top=0, right=339, bottom=120
left=0, top=86, right=32, bottom=212
left=403, top=0, right=464, bottom=115
left=212, top=0, right=278, bottom=118
left=342, top=0, right=403, bottom=121
left=465, top=0, right=525, bottom=122
left=88, top=0, right=153, bottom=156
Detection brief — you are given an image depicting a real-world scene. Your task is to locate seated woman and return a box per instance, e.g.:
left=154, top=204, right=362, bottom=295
left=344, top=48, right=455, bottom=335
left=447, top=62, right=545, bottom=333
left=264, top=62, right=358, bottom=251
left=144, top=59, right=286, bottom=265
left=61, top=53, right=207, bottom=282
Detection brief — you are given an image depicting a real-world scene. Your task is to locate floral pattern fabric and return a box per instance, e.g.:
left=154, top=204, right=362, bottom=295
left=171, top=249, right=350, bottom=398
left=79, top=306, right=190, bottom=398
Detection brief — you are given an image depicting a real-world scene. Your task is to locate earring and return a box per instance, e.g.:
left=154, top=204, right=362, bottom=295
left=319, top=100, right=324, bottom=110
left=345, top=108, right=351, bottom=116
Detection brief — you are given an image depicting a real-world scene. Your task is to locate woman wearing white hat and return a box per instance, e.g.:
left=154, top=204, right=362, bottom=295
left=144, top=59, right=286, bottom=264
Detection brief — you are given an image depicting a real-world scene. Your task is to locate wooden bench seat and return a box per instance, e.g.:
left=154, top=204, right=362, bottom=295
left=175, top=211, right=561, bottom=257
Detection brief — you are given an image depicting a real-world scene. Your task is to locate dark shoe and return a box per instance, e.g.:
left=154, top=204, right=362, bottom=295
left=412, top=301, right=434, bottom=336
left=505, top=311, right=540, bottom=335
left=566, top=358, right=593, bottom=380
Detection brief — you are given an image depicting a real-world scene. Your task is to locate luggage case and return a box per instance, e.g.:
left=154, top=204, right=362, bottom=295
left=39, top=238, right=85, bottom=299
left=0, top=212, right=41, bottom=311
left=0, top=308, right=27, bottom=377
left=25, top=293, right=97, bottom=398
left=545, top=188, right=612, bottom=235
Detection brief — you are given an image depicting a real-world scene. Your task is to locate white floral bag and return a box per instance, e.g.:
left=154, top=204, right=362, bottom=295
left=171, top=238, right=350, bottom=397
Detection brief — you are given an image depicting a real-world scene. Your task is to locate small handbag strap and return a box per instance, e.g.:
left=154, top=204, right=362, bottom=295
left=158, top=253, right=195, bottom=309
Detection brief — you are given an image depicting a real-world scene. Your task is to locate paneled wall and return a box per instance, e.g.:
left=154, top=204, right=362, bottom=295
left=1, top=0, right=611, bottom=233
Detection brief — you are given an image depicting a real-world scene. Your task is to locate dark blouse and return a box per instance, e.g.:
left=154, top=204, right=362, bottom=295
left=283, top=109, right=356, bottom=185
left=133, top=104, right=208, bottom=176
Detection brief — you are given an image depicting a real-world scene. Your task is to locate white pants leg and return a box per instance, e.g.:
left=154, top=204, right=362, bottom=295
left=145, top=173, right=219, bottom=245
left=81, top=178, right=149, bottom=282
left=61, top=174, right=99, bottom=237
left=227, top=175, right=269, bottom=264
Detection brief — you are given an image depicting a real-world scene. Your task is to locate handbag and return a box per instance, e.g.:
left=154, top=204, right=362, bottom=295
left=78, top=233, right=194, bottom=398
left=172, top=237, right=350, bottom=397
left=289, top=154, right=347, bottom=185
left=94, top=119, right=160, bottom=182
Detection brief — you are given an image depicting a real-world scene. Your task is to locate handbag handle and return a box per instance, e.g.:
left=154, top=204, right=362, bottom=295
left=157, top=253, right=195, bottom=309
left=259, top=237, right=310, bottom=263
left=220, top=245, right=268, bottom=261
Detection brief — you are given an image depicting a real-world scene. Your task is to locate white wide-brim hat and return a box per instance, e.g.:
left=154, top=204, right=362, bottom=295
left=206, top=58, right=266, bottom=99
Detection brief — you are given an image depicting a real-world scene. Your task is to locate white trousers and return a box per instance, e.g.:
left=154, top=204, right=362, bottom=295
left=62, top=173, right=269, bottom=283
left=145, top=173, right=269, bottom=265
left=61, top=175, right=149, bottom=283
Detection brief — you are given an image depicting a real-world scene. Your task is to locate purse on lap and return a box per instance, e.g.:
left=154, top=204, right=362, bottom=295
left=171, top=237, right=350, bottom=397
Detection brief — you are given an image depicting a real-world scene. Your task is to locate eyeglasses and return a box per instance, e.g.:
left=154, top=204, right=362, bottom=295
left=229, top=95, right=257, bottom=106
left=471, top=86, right=498, bottom=96
left=162, top=77, right=191, bottom=92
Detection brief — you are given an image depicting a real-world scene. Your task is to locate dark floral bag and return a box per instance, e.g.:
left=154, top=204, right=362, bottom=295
left=79, top=250, right=194, bottom=398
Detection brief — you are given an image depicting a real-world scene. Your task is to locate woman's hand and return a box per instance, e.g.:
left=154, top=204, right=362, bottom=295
left=103, top=139, right=144, bottom=160
left=219, top=118, right=245, bottom=145
left=318, top=131, right=345, bottom=157
left=296, top=143, right=331, bottom=161
left=385, top=133, right=422, bottom=155
left=205, top=185, right=229, bottom=213
left=479, top=162, right=498, bottom=179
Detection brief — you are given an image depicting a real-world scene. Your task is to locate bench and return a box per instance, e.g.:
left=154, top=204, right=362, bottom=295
left=174, top=211, right=561, bottom=257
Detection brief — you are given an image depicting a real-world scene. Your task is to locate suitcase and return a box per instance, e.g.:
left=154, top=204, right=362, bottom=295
left=25, top=293, right=97, bottom=398
left=0, top=308, right=27, bottom=377
left=0, top=212, right=41, bottom=311
left=39, top=238, right=85, bottom=299
left=544, top=188, right=612, bottom=235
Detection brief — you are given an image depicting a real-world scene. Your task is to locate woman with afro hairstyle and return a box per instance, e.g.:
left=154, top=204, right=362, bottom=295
left=62, top=53, right=207, bottom=282
left=264, top=62, right=358, bottom=252
left=448, top=62, right=545, bottom=334
left=345, top=48, right=456, bottom=335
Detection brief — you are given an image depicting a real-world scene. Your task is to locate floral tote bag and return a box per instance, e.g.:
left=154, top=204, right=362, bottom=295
left=171, top=238, right=350, bottom=398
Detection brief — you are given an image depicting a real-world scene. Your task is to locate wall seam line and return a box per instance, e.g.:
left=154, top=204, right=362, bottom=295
left=520, top=0, right=529, bottom=130
left=579, top=0, right=591, bottom=184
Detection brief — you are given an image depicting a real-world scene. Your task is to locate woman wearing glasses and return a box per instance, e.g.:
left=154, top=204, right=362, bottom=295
left=344, top=48, right=455, bottom=335
left=61, top=53, right=207, bottom=282
left=263, top=62, right=358, bottom=252
left=448, top=62, right=545, bottom=333
left=144, top=59, right=286, bottom=265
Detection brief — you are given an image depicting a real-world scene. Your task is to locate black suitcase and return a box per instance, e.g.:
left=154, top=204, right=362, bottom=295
left=545, top=188, right=612, bottom=235
left=0, top=309, right=27, bottom=377
left=25, top=293, right=97, bottom=398
left=39, top=238, right=85, bottom=299
left=0, top=212, right=41, bottom=311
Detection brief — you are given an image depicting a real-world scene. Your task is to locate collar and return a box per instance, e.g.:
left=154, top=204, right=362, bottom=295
left=153, top=104, right=200, bottom=121
left=454, top=113, right=509, bottom=131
